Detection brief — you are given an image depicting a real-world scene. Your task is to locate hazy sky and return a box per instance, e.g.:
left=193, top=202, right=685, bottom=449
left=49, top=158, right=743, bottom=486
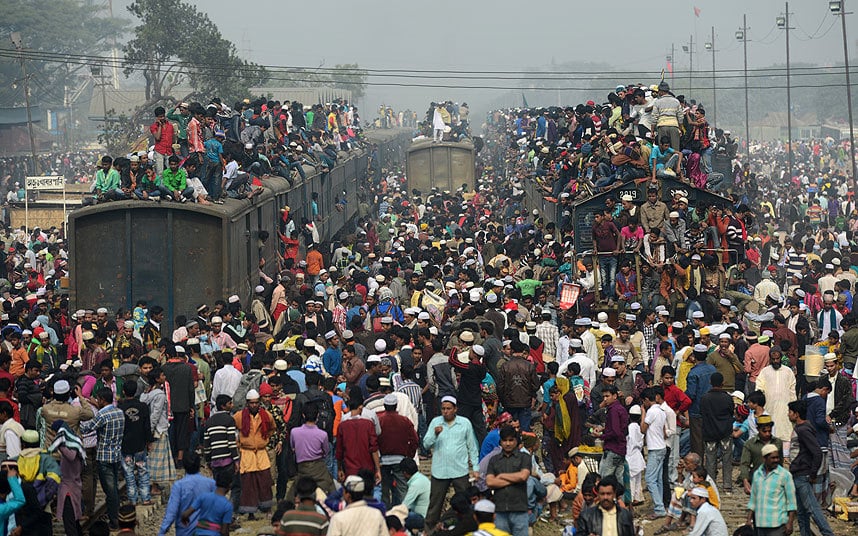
left=112, top=0, right=851, bottom=114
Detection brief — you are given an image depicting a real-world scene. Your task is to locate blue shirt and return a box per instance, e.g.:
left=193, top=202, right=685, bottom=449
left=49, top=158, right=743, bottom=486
left=158, top=473, right=216, bottom=536
left=287, top=369, right=307, bottom=392
left=650, top=146, right=676, bottom=170
left=204, top=138, right=223, bottom=165
left=685, top=362, right=716, bottom=417
left=480, top=428, right=500, bottom=461
left=323, top=347, right=343, bottom=377
left=190, top=491, right=233, bottom=535
left=423, top=415, right=479, bottom=479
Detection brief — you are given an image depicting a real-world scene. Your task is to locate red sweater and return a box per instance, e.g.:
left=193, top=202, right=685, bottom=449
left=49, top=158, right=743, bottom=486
left=377, top=411, right=419, bottom=459
left=336, top=416, right=378, bottom=476
left=663, top=384, right=692, bottom=423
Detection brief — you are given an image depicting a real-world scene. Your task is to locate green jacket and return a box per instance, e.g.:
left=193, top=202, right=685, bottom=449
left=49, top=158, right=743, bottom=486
left=94, top=375, right=124, bottom=400
left=740, top=435, right=784, bottom=482
left=94, top=169, right=120, bottom=192
left=161, top=168, right=188, bottom=192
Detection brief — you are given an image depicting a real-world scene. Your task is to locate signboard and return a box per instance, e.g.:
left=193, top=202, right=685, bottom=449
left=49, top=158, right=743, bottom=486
left=25, top=176, right=64, bottom=190
left=559, top=283, right=582, bottom=310
left=616, top=187, right=640, bottom=201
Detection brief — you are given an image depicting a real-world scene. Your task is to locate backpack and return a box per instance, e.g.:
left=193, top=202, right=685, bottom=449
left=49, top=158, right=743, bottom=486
left=303, top=389, right=335, bottom=440
left=232, top=369, right=265, bottom=411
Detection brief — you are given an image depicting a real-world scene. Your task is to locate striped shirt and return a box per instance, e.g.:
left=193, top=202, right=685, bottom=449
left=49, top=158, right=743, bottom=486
left=397, top=380, right=423, bottom=414
left=201, top=411, right=239, bottom=466
left=535, top=322, right=560, bottom=361
left=748, top=464, right=797, bottom=528
left=277, top=504, right=329, bottom=535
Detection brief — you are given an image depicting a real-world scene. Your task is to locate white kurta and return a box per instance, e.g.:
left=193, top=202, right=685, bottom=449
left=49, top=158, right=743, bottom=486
left=755, top=365, right=797, bottom=443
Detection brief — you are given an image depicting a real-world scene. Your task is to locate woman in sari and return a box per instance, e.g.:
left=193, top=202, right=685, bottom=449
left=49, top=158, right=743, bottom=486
left=544, top=377, right=583, bottom=472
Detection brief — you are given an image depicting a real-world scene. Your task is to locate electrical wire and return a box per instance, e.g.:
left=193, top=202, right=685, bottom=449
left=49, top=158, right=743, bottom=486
left=3, top=47, right=858, bottom=78
left=797, top=10, right=831, bottom=40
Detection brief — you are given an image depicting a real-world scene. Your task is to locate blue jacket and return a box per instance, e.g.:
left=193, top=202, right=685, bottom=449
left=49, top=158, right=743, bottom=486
left=805, top=392, right=830, bottom=448
left=685, top=362, right=716, bottom=417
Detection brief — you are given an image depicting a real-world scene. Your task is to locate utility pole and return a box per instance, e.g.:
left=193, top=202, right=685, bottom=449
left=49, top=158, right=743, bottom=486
left=682, top=36, right=694, bottom=92
left=92, top=65, right=109, bottom=147
left=736, top=17, right=750, bottom=151
left=705, top=26, right=717, bottom=127
left=9, top=33, right=38, bottom=175
left=667, top=44, right=675, bottom=89
left=832, top=0, right=857, bottom=181
left=778, top=4, right=794, bottom=181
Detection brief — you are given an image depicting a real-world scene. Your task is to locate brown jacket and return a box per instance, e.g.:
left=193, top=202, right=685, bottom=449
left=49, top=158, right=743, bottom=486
left=41, top=399, right=95, bottom=445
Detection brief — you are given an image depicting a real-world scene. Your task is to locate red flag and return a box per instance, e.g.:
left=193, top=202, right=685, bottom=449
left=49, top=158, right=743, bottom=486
left=666, top=60, right=673, bottom=74
left=693, top=6, right=701, bottom=17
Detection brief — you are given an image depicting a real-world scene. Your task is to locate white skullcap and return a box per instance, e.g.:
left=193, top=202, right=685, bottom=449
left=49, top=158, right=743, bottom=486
left=255, top=285, right=265, bottom=293
left=472, top=344, right=485, bottom=356
left=53, top=380, right=70, bottom=395
left=228, top=295, right=240, bottom=304
left=441, top=395, right=457, bottom=405
left=245, top=389, right=260, bottom=400
left=374, top=339, right=387, bottom=352
left=124, top=321, right=135, bottom=329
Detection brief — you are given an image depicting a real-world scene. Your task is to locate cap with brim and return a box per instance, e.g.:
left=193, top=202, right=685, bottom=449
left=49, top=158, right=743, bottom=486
left=824, top=352, right=838, bottom=362
left=731, top=391, right=745, bottom=402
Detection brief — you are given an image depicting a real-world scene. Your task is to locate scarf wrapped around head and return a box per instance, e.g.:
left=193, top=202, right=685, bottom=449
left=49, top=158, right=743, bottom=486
left=240, top=406, right=273, bottom=438
left=553, top=376, right=573, bottom=443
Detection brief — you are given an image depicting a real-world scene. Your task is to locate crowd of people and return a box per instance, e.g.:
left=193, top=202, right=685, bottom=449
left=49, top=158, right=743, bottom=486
left=420, top=101, right=471, bottom=143
left=0, top=80, right=855, bottom=536
left=83, top=97, right=365, bottom=205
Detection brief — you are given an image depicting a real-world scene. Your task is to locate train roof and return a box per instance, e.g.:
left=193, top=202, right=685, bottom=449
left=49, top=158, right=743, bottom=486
left=407, top=139, right=474, bottom=152
left=69, top=128, right=409, bottom=223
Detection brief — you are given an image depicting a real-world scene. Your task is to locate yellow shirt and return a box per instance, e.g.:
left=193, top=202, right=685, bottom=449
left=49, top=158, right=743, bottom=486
left=600, top=506, right=619, bottom=536
left=468, top=522, right=510, bottom=536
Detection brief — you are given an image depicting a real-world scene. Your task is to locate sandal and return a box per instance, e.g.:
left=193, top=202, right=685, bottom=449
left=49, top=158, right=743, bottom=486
left=654, top=524, right=677, bottom=535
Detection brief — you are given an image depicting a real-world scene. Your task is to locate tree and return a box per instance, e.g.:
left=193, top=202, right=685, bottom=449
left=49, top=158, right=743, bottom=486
left=97, top=110, right=144, bottom=157
left=265, top=63, right=369, bottom=101
left=0, top=0, right=126, bottom=107
left=322, top=64, right=369, bottom=100
left=122, top=0, right=267, bottom=105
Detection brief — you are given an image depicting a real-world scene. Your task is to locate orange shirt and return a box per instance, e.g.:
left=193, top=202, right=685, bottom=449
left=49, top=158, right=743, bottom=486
left=10, top=347, right=28, bottom=378
left=306, top=249, right=324, bottom=276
